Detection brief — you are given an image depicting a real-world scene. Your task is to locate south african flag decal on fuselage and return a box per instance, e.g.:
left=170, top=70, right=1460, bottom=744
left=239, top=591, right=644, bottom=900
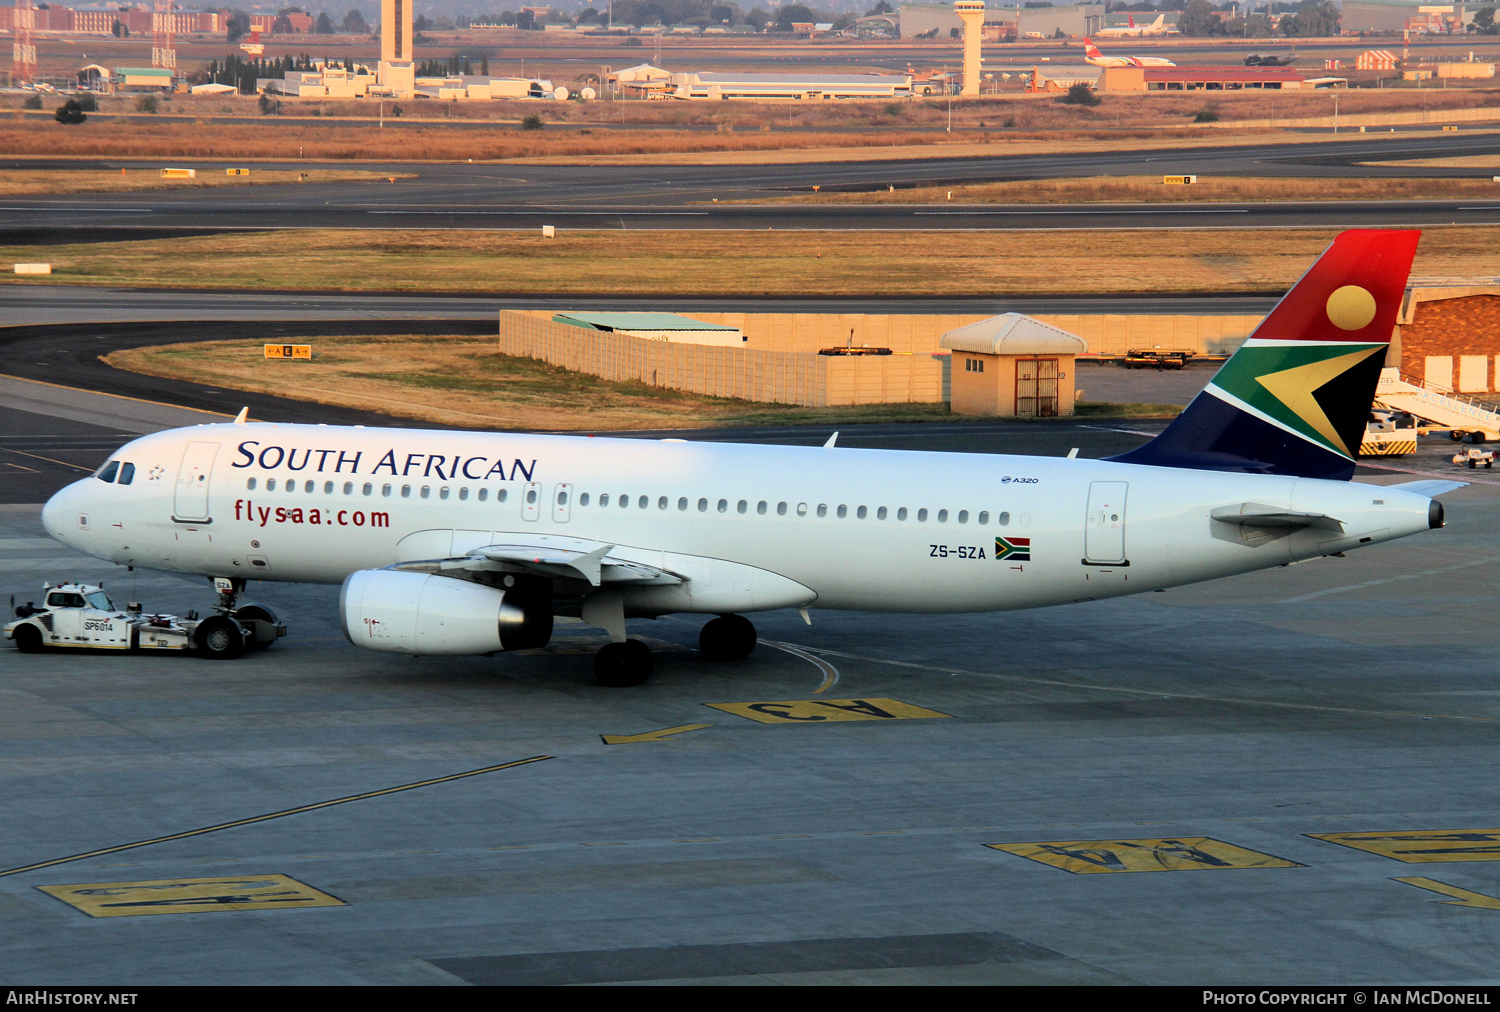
left=995, top=537, right=1030, bottom=562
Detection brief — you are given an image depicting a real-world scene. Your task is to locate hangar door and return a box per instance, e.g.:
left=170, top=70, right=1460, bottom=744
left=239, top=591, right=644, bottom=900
left=1084, top=481, right=1128, bottom=565
left=174, top=441, right=219, bottom=521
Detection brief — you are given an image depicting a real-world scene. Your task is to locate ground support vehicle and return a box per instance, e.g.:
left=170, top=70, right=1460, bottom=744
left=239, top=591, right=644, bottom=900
left=6, top=581, right=285, bottom=659
left=1453, top=448, right=1496, bottom=469
left=1122, top=349, right=1194, bottom=370
left=1359, top=412, right=1417, bottom=457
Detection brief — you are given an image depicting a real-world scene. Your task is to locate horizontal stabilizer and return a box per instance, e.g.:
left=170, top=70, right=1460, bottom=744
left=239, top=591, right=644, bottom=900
left=1211, top=503, right=1345, bottom=531
left=1385, top=479, right=1469, bottom=498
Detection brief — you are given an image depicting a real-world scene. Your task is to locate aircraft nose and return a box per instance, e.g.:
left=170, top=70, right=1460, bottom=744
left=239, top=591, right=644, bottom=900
left=41, top=480, right=86, bottom=545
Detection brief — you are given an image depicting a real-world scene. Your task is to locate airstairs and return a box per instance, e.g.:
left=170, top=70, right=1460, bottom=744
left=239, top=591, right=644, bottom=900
left=1373, top=367, right=1500, bottom=442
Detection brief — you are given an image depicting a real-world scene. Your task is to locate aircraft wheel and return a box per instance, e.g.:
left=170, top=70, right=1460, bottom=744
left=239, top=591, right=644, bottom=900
left=700, top=615, right=757, bottom=661
left=196, top=616, right=244, bottom=660
left=594, top=639, right=653, bottom=687
left=1450, top=431, right=1465, bottom=441
left=1473, top=432, right=1488, bottom=444
left=12, top=625, right=42, bottom=654
left=233, top=603, right=279, bottom=650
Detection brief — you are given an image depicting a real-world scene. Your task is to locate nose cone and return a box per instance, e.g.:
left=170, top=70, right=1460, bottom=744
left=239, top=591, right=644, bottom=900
left=41, top=479, right=87, bottom=547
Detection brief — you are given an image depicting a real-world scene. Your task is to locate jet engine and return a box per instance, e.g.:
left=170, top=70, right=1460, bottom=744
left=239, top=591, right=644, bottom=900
left=339, top=570, right=552, bottom=655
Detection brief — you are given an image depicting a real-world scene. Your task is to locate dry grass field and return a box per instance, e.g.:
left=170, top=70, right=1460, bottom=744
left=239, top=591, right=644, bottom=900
left=0, top=168, right=414, bottom=196
left=5, top=227, right=1496, bottom=296
left=105, top=335, right=1180, bottom=430
left=3, top=86, right=1497, bottom=162
left=742, top=175, right=1500, bottom=205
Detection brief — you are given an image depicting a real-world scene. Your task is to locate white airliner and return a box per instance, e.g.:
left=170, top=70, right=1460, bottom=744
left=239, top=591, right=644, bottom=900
left=1095, top=14, right=1172, bottom=37
left=28, top=230, right=1456, bottom=686
left=1083, top=39, right=1176, bottom=67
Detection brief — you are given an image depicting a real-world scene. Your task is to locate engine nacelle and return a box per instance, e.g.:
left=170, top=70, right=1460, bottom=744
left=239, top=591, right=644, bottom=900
left=339, top=569, right=552, bottom=655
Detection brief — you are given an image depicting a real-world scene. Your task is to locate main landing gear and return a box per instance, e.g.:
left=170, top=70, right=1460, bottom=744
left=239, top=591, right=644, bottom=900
left=594, top=639, right=655, bottom=688
left=700, top=614, right=757, bottom=662
left=589, top=614, right=758, bottom=687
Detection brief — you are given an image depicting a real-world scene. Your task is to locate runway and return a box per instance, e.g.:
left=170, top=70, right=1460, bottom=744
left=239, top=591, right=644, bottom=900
left=5, top=133, right=1500, bottom=240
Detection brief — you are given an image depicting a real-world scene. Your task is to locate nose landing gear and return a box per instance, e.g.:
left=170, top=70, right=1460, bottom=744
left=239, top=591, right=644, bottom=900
left=197, top=576, right=287, bottom=658
left=700, top=614, right=757, bottom=661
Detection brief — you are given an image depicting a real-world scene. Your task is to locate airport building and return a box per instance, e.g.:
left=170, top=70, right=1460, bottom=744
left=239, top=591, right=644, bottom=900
left=942, top=314, right=1087, bottom=418
left=1100, top=66, right=1328, bottom=90
left=1340, top=0, right=1475, bottom=34
left=670, top=71, right=914, bottom=100
left=900, top=0, right=1101, bottom=38
left=1397, top=284, right=1500, bottom=394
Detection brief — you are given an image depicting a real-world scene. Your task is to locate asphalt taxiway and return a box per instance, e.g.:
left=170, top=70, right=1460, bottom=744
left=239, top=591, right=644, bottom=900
left=2, top=417, right=1497, bottom=984
left=5, top=132, right=1500, bottom=240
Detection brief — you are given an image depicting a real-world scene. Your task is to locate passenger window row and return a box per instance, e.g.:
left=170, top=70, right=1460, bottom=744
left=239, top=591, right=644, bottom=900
left=244, top=477, right=509, bottom=503
left=240, top=474, right=1019, bottom=527
left=576, top=492, right=1015, bottom=526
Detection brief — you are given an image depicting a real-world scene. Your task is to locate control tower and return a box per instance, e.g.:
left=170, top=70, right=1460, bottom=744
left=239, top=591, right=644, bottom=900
left=955, top=0, right=984, bottom=97
left=379, top=0, right=415, bottom=96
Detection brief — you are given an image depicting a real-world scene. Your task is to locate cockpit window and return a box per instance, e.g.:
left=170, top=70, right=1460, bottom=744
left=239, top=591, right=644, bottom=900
left=96, top=461, right=119, bottom=483
left=47, top=593, right=86, bottom=609
left=118, top=462, right=135, bottom=486
left=85, top=591, right=113, bottom=611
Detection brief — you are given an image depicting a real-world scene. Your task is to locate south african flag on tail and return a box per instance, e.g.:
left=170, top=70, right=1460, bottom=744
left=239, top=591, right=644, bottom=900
left=996, top=536, right=1030, bottom=562
left=1107, top=229, right=1420, bottom=482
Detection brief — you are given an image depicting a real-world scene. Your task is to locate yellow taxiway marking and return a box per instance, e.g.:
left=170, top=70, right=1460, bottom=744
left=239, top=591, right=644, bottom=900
left=989, top=837, right=1304, bottom=875
left=0, top=755, right=553, bottom=879
left=762, top=640, right=840, bottom=693
left=39, top=875, right=343, bottom=918
left=706, top=698, right=952, bottom=724
left=600, top=723, right=713, bottom=746
left=1395, top=877, right=1500, bottom=909
left=1308, top=829, right=1500, bottom=863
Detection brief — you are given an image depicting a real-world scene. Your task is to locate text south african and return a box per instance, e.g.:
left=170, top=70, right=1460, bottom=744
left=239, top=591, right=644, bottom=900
left=232, top=442, right=537, bottom=482
left=1205, top=996, right=1492, bottom=1006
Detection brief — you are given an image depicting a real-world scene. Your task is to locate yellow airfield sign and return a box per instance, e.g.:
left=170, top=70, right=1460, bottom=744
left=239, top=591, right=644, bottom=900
left=988, top=837, right=1303, bottom=875
left=40, top=874, right=344, bottom=917
left=1309, top=829, right=1500, bottom=863
left=706, top=698, right=952, bottom=724
left=265, top=344, right=313, bottom=360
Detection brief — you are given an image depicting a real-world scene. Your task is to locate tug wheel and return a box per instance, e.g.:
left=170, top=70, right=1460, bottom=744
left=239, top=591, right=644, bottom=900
left=13, top=625, right=42, bottom=654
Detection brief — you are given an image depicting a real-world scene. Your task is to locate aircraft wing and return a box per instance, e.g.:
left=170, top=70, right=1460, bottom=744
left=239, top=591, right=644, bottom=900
left=396, top=534, right=684, bottom=587
left=1211, top=503, right=1345, bottom=531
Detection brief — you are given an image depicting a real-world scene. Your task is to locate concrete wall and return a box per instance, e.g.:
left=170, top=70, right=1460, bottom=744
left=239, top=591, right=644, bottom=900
left=501, top=311, right=1266, bottom=407
left=499, top=312, right=946, bottom=407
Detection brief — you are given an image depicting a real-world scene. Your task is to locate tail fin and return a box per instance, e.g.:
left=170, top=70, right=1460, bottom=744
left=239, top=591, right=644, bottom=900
left=1107, top=229, right=1420, bottom=481
left=1083, top=38, right=1101, bottom=55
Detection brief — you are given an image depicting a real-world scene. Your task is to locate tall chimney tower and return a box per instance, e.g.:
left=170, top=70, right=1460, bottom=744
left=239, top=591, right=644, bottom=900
left=380, top=0, right=415, bottom=95
left=955, top=0, right=985, bottom=97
